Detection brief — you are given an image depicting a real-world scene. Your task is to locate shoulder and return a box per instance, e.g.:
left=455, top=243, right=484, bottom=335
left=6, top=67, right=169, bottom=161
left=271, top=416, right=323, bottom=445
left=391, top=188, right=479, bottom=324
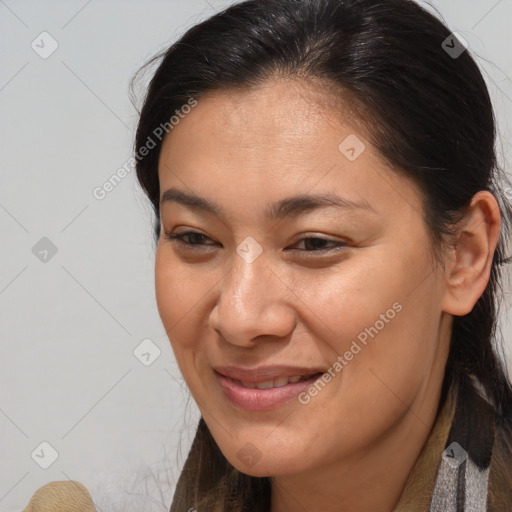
left=445, top=375, right=512, bottom=511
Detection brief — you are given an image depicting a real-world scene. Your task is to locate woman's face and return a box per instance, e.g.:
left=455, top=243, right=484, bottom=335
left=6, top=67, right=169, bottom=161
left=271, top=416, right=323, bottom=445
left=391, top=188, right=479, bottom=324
left=155, top=78, right=452, bottom=477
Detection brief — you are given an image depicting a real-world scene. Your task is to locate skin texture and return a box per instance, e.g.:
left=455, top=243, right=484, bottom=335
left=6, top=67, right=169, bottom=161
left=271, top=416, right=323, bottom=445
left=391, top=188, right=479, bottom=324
left=155, top=78, right=501, bottom=512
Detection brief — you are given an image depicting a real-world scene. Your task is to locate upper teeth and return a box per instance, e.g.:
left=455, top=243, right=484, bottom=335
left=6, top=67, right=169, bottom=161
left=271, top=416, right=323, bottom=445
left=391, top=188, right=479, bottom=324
left=236, top=375, right=314, bottom=389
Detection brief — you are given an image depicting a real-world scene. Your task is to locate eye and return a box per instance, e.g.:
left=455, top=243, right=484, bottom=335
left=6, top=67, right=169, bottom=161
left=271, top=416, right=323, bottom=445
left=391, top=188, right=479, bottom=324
left=291, top=236, right=346, bottom=253
left=164, top=231, right=217, bottom=248
left=164, top=231, right=346, bottom=254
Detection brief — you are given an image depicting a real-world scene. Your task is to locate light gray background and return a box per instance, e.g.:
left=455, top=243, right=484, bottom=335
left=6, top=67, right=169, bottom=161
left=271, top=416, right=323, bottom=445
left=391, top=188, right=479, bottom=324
left=1, top=1, right=511, bottom=511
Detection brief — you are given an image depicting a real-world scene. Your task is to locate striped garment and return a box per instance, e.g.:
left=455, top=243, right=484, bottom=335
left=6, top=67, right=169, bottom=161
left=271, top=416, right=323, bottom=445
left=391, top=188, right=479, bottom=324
left=394, top=375, right=512, bottom=511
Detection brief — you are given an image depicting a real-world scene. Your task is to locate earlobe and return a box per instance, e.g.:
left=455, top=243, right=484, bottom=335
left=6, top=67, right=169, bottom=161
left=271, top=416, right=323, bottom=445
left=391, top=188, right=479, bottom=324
left=441, top=191, right=501, bottom=316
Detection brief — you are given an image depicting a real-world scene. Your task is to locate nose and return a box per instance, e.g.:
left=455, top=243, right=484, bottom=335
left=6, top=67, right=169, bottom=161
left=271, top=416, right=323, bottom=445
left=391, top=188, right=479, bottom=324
left=209, top=253, right=296, bottom=347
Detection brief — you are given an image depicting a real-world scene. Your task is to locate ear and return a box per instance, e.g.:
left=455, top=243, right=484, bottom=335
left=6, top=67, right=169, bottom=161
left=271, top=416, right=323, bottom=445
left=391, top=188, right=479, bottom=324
left=441, top=191, right=501, bottom=316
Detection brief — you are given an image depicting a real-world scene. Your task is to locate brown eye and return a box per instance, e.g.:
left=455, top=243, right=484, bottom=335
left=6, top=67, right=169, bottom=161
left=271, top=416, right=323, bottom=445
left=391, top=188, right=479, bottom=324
left=291, top=237, right=346, bottom=253
left=164, top=231, right=217, bottom=248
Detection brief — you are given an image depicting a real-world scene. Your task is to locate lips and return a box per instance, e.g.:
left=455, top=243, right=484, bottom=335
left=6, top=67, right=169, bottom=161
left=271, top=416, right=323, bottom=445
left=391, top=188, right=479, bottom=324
left=213, top=365, right=326, bottom=383
left=214, top=367, right=323, bottom=412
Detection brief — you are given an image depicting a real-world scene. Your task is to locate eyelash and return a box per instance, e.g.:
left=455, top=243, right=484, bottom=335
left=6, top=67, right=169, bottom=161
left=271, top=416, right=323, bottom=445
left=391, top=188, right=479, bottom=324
left=163, top=231, right=346, bottom=254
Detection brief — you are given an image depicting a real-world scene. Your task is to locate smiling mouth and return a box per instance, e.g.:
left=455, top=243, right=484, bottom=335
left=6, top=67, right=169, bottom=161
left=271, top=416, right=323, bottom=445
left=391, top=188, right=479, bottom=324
left=229, top=372, right=323, bottom=389
left=214, top=370, right=328, bottom=411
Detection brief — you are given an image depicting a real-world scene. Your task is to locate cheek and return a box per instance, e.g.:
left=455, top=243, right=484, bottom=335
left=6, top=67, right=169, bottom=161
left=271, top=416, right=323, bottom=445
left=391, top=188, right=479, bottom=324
left=154, top=249, right=208, bottom=368
left=283, top=258, right=406, bottom=351
left=291, top=251, right=439, bottom=392
left=154, top=247, right=210, bottom=327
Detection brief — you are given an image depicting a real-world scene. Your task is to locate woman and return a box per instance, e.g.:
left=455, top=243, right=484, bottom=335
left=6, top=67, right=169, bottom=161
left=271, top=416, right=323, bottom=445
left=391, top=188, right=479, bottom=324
left=132, top=0, right=512, bottom=510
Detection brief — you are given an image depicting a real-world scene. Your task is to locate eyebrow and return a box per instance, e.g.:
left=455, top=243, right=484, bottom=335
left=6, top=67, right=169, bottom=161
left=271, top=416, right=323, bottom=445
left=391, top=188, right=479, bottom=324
left=160, top=187, right=377, bottom=220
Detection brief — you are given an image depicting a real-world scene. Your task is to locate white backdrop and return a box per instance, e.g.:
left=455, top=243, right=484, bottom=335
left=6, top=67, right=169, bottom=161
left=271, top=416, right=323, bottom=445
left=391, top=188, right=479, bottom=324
left=1, top=1, right=511, bottom=511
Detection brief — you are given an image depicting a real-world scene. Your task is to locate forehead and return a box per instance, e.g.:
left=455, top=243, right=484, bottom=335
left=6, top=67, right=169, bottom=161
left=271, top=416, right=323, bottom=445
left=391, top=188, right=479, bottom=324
left=165, top=78, right=370, bottom=149
left=157, top=78, right=423, bottom=220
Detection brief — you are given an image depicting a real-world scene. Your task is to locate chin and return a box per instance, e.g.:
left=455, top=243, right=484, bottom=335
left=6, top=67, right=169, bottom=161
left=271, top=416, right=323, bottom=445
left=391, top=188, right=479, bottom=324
left=226, top=447, right=312, bottom=478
